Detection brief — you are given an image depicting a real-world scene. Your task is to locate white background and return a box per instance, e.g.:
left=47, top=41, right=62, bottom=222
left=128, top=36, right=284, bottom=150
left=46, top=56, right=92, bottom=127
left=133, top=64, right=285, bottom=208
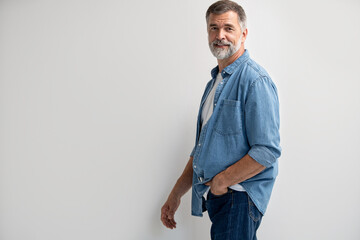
left=1, top=0, right=359, bottom=239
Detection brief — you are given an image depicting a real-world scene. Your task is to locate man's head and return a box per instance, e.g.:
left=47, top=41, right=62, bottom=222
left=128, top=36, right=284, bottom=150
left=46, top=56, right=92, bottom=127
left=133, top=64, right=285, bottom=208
left=206, top=0, right=248, bottom=60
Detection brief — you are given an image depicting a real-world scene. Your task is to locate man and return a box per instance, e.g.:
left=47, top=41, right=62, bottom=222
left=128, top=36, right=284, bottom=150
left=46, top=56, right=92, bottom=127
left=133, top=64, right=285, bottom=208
left=161, top=1, right=281, bottom=239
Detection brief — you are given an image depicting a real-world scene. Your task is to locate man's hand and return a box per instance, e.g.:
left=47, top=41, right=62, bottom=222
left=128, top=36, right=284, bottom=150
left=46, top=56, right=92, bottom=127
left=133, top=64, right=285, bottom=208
left=205, top=172, right=228, bottom=195
left=160, top=156, right=193, bottom=229
left=161, top=193, right=181, bottom=229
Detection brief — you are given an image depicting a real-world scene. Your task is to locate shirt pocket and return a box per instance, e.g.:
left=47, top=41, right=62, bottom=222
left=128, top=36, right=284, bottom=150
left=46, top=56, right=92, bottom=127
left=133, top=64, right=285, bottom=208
left=213, top=99, right=243, bottom=136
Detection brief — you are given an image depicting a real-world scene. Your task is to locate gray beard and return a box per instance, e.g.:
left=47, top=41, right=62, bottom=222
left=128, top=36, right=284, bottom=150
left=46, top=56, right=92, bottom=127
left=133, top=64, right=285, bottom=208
left=209, top=38, right=242, bottom=60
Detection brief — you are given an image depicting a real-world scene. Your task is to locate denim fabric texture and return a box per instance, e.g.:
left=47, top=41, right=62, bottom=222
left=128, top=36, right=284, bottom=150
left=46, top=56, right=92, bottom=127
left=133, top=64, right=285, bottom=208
left=205, top=189, right=262, bottom=240
left=190, top=50, right=281, bottom=217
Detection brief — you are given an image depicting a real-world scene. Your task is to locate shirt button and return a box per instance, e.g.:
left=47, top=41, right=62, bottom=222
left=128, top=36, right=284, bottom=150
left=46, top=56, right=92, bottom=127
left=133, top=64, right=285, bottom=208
left=194, top=165, right=197, bottom=168
left=198, top=143, right=201, bottom=146
left=198, top=177, right=204, bottom=182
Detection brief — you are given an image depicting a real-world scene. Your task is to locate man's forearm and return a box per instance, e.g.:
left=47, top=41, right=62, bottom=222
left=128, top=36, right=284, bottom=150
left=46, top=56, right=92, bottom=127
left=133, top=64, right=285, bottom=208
left=169, top=156, right=193, bottom=199
left=216, top=154, right=266, bottom=189
left=161, top=156, right=193, bottom=229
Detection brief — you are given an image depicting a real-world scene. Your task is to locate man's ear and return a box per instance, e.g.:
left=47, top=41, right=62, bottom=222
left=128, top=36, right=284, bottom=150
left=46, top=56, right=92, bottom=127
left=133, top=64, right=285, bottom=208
left=242, top=28, right=248, bottom=43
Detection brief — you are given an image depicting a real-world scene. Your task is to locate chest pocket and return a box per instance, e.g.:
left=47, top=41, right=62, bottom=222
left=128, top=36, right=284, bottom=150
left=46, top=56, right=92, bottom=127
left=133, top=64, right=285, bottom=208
left=214, top=99, right=243, bottom=136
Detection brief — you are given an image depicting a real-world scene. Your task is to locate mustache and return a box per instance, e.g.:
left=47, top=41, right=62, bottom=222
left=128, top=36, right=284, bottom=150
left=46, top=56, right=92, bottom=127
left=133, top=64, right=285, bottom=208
left=211, top=39, right=231, bottom=46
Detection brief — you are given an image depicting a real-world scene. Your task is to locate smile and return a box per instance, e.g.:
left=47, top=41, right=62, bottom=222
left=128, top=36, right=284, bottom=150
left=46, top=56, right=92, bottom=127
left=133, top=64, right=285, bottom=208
left=214, top=44, right=229, bottom=48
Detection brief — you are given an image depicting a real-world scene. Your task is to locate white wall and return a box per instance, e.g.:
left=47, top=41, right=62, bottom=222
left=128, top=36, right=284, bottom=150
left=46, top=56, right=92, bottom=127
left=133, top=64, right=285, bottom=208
left=1, top=0, right=359, bottom=239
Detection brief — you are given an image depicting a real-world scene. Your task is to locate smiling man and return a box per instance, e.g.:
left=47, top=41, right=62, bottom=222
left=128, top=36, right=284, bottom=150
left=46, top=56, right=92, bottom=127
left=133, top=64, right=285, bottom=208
left=161, top=1, right=281, bottom=239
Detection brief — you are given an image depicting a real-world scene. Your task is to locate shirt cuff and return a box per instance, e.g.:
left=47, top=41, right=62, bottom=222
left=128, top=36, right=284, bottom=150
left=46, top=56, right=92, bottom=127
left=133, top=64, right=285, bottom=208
left=248, top=145, right=277, bottom=168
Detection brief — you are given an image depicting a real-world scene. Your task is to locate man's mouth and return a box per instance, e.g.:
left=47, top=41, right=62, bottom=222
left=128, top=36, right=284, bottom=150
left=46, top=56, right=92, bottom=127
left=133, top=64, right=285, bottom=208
left=214, top=43, right=230, bottom=48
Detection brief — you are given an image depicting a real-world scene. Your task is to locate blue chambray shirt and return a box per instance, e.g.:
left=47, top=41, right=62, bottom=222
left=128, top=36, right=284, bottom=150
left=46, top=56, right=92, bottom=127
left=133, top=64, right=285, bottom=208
left=190, top=49, right=281, bottom=217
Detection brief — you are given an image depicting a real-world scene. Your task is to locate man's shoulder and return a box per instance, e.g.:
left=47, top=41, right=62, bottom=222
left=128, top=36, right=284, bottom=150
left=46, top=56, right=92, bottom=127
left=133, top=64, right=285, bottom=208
left=229, top=56, right=277, bottom=96
left=241, top=58, right=272, bottom=84
left=246, top=58, right=269, bottom=76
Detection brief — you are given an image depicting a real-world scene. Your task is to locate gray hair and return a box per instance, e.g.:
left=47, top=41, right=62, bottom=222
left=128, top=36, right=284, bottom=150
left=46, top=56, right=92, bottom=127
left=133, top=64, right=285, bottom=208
left=206, top=0, right=247, bottom=32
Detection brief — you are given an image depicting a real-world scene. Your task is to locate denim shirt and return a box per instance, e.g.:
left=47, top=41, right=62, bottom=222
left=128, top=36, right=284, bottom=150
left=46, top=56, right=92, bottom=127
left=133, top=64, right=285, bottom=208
left=190, top=50, right=281, bottom=217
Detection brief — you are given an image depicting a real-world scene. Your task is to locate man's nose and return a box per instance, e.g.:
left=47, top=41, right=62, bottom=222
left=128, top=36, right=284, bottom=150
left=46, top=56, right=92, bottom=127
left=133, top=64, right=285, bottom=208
left=216, top=29, right=226, bottom=40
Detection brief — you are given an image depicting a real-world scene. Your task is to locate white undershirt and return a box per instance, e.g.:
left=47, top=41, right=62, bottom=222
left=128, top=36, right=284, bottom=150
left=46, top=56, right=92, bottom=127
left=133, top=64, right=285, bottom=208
left=201, top=73, right=223, bottom=126
left=201, top=73, right=246, bottom=196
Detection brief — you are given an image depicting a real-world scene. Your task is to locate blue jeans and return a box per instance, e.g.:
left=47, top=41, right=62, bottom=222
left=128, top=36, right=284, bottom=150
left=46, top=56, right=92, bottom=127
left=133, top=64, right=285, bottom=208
left=205, top=189, right=263, bottom=240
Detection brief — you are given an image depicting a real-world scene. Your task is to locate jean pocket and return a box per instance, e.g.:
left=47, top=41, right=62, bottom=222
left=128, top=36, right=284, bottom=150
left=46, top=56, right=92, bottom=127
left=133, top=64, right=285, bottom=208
left=208, top=188, right=231, bottom=199
left=205, top=189, right=232, bottom=223
left=214, top=99, right=243, bottom=136
left=247, top=195, right=262, bottom=222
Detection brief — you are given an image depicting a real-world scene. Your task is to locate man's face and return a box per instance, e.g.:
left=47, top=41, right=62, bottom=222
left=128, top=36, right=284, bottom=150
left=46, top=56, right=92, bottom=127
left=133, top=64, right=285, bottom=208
left=207, top=11, right=244, bottom=60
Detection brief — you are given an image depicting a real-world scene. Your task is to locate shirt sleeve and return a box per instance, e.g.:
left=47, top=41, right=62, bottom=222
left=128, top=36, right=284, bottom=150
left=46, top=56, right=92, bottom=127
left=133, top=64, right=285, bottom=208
left=190, top=145, right=195, bottom=157
left=245, top=76, right=281, bottom=168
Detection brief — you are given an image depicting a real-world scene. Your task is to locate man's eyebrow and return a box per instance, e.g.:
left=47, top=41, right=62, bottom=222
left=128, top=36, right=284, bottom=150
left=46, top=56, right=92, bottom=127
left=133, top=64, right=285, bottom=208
left=224, top=23, right=235, bottom=27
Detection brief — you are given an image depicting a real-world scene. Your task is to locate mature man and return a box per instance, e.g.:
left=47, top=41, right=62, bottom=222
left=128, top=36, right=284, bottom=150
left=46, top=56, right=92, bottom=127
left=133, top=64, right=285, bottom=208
left=161, top=1, right=281, bottom=239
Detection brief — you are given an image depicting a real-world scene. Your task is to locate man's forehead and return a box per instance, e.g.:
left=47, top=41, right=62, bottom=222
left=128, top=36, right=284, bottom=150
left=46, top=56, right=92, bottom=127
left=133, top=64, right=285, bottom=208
left=208, top=11, right=239, bottom=26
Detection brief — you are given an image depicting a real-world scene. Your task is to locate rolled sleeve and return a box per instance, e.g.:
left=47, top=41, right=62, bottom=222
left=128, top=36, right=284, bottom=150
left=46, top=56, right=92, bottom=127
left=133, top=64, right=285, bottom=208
left=245, top=77, right=281, bottom=168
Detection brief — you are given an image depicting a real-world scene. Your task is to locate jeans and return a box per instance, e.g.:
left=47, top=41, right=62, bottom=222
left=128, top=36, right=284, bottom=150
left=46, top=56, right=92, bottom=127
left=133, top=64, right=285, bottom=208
left=205, top=189, right=263, bottom=240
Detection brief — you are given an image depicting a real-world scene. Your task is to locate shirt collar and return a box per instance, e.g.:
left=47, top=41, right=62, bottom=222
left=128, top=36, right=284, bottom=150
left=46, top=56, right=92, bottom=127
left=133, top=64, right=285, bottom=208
left=210, top=49, right=250, bottom=79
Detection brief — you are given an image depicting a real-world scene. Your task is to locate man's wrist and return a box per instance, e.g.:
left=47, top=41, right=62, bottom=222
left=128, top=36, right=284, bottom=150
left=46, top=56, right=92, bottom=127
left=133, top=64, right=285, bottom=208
left=215, top=171, right=229, bottom=189
left=169, top=187, right=183, bottom=201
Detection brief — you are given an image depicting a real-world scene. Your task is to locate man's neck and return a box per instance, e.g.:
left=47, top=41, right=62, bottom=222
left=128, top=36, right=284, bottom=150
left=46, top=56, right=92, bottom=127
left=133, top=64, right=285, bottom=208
left=218, top=47, right=245, bottom=73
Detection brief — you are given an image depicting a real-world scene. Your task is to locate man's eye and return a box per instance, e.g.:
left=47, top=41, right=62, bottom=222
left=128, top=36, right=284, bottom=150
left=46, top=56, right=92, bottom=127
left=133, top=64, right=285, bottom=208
left=226, top=28, right=234, bottom=31
left=210, top=27, right=218, bottom=30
